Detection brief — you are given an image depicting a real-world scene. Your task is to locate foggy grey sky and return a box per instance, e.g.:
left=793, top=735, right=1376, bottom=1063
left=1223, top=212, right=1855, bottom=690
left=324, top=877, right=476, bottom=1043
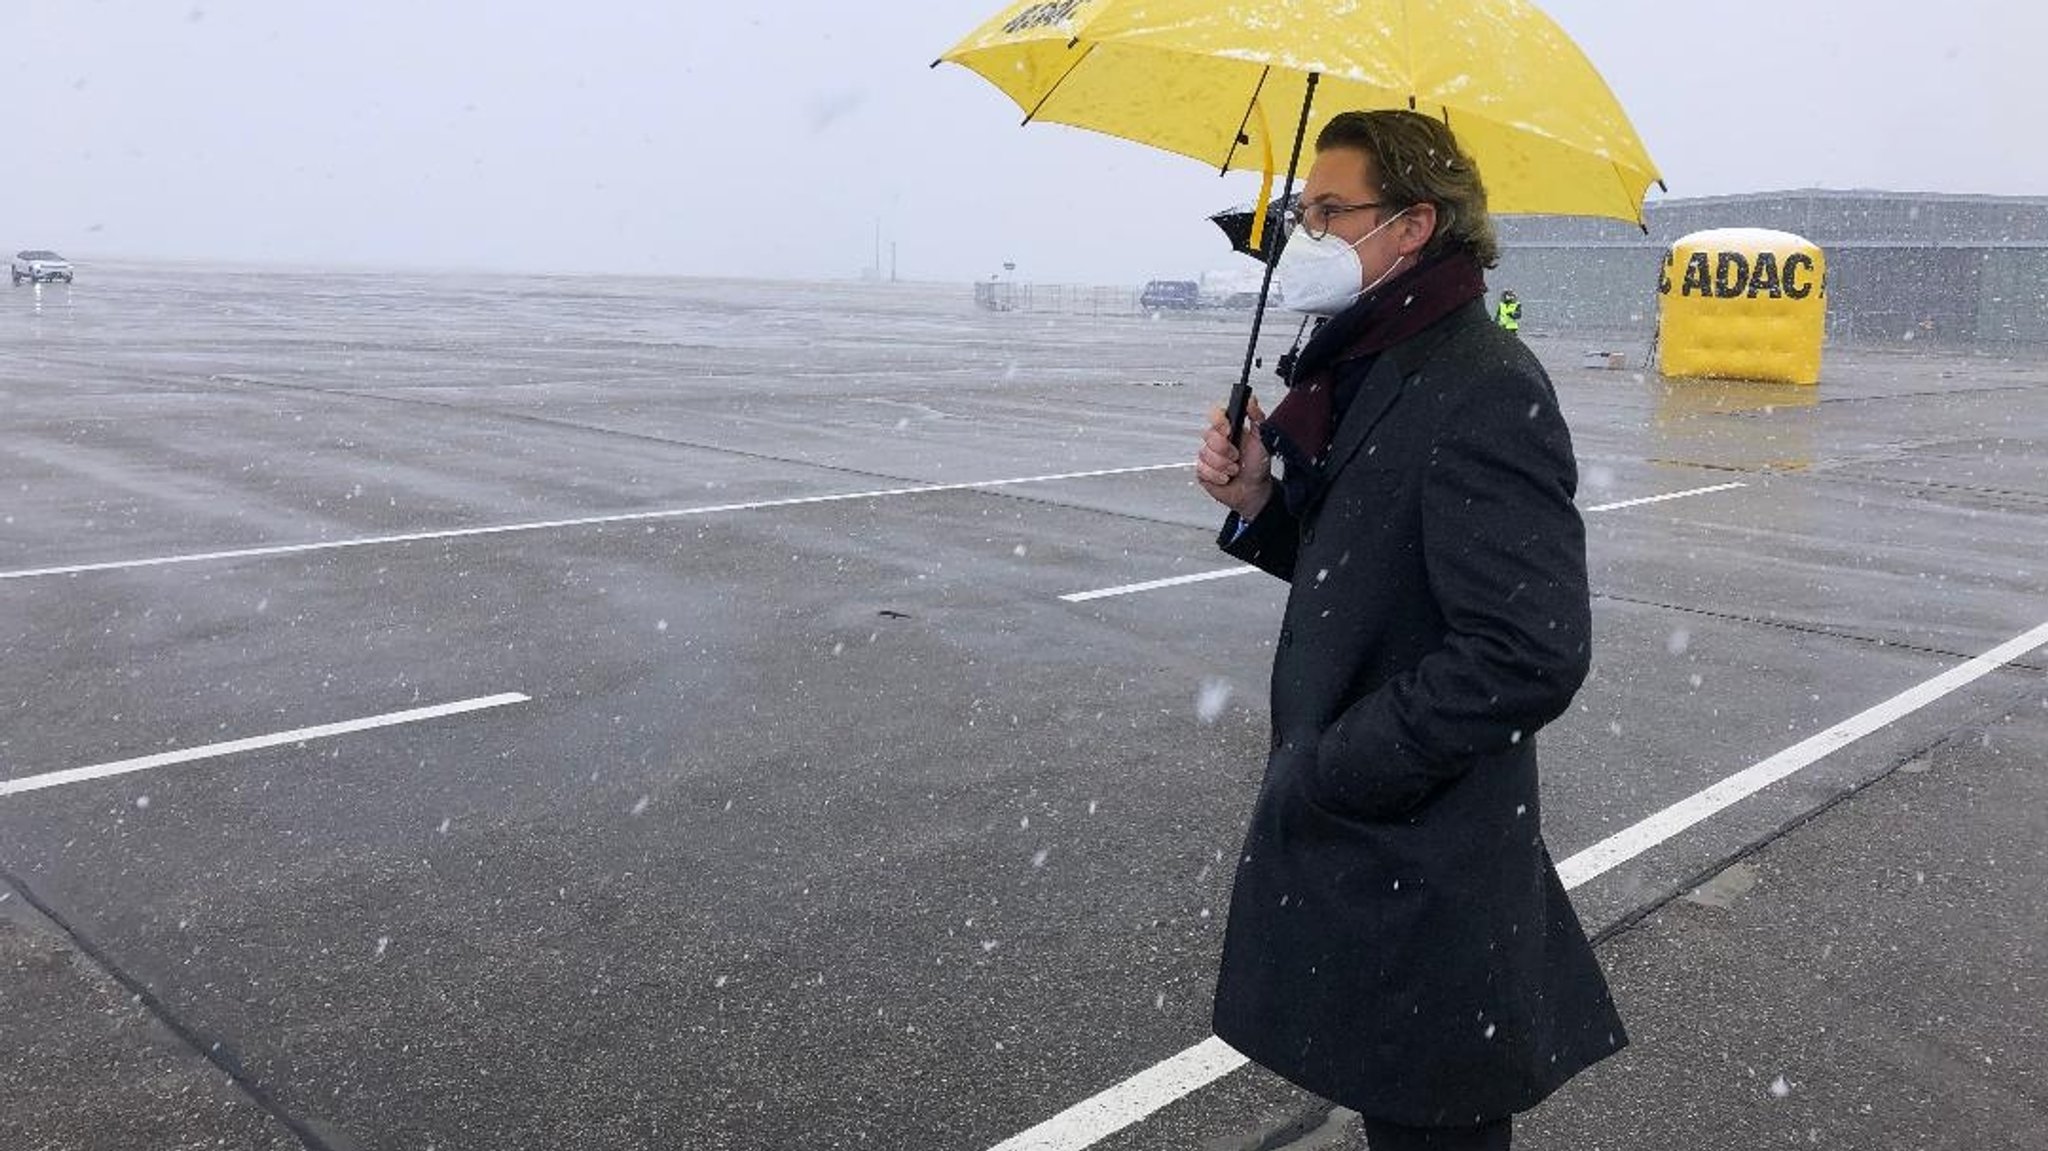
left=9, top=2, right=2042, bottom=284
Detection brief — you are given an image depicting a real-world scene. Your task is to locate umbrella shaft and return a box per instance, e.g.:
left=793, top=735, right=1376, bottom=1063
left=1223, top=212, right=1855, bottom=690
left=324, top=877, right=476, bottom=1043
left=1229, top=72, right=1319, bottom=445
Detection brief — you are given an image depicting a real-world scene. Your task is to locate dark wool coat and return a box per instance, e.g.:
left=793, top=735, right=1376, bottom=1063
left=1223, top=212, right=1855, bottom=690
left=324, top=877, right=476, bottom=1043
left=1210, top=301, right=1626, bottom=1126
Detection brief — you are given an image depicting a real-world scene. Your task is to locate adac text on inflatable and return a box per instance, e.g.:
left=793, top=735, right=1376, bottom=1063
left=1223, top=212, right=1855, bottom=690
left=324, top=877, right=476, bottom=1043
left=1658, top=228, right=1827, bottom=387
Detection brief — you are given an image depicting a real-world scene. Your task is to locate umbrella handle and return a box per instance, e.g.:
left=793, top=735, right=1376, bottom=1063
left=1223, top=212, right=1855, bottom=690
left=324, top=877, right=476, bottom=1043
left=1224, top=380, right=1256, bottom=444
left=1228, top=71, right=1319, bottom=445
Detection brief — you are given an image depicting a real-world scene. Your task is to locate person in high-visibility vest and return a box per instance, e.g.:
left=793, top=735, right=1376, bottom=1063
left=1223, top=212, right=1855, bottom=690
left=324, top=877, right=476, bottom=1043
left=1495, top=289, right=1523, bottom=333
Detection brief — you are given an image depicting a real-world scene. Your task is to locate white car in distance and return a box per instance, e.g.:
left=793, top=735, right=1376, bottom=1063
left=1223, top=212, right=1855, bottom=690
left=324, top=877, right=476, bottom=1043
left=12, top=250, right=74, bottom=285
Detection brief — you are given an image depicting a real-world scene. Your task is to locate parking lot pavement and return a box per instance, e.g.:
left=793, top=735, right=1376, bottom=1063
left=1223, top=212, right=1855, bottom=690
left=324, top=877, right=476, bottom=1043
left=1516, top=684, right=2047, bottom=1150
left=2, top=268, right=2043, bottom=1150
left=0, top=877, right=300, bottom=1151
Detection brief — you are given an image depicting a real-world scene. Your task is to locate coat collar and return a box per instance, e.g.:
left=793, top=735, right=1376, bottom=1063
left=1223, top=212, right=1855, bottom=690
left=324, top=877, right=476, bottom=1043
left=1304, top=302, right=1483, bottom=516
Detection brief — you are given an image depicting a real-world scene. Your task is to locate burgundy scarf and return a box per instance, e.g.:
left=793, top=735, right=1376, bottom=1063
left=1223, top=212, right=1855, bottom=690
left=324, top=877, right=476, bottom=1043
left=1261, top=252, right=1487, bottom=496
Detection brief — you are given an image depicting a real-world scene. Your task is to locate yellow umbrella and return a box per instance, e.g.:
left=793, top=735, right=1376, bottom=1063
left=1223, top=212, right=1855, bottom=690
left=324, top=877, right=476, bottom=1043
left=938, top=0, right=1662, bottom=224
left=937, top=0, right=1664, bottom=437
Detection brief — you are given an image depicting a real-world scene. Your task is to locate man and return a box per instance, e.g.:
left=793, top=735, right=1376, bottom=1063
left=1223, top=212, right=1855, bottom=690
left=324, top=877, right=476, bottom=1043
left=1194, top=110, right=1623, bottom=1151
left=1495, top=289, right=1522, bottom=333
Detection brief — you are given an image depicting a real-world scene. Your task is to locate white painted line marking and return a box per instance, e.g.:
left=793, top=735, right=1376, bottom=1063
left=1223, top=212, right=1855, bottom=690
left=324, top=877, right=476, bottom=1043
left=1061, top=482, right=1748, bottom=604
left=1059, top=567, right=1257, bottom=603
left=0, top=693, right=531, bottom=799
left=1584, top=481, right=1747, bottom=513
left=0, top=463, right=1190, bottom=582
left=985, top=1036, right=1248, bottom=1151
left=985, top=619, right=2048, bottom=1151
left=1555, top=618, right=2048, bottom=887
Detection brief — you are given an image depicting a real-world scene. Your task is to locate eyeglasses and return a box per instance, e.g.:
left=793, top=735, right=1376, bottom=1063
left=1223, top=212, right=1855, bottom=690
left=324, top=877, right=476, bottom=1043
left=1283, top=200, right=1387, bottom=241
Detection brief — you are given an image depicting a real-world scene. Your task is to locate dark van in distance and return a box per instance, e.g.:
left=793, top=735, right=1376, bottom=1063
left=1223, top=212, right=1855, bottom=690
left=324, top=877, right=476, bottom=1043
left=1140, top=279, right=1199, bottom=311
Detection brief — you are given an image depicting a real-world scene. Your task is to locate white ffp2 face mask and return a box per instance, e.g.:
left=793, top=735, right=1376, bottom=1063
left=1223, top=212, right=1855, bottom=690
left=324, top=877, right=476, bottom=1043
left=1274, top=207, right=1411, bottom=317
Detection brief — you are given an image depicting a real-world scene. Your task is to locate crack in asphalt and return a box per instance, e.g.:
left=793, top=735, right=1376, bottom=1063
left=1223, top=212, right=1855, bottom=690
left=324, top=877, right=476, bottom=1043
left=1590, top=591, right=2048, bottom=675
left=0, top=863, right=357, bottom=1151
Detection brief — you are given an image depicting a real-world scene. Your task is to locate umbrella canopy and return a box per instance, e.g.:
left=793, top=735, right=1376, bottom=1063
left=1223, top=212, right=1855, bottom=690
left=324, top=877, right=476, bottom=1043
left=939, top=0, right=1662, bottom=225
left=1212, top=193, right=1298, bottom=264
left=940, top=0, right=1662, bottom=441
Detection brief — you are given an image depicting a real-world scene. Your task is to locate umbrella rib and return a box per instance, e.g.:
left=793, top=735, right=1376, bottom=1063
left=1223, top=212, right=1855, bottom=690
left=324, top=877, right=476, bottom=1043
left=1402, top=0, right=1416, bottom=105
left=1020, top=41, right=1098, bottom=126
left=1613, top=159, right=1650, bottom=233
left=1221, top=66, right=1272, bottom=175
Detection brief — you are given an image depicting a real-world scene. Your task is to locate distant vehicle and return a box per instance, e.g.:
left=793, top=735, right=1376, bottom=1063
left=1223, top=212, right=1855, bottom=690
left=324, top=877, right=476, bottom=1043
left=1197, top=268, right=1281, bottom=311
left=1222, top=288, right=1282, bottom=310
left=1140, top=279, right=1199, bottom=311
left=12, top=250, right=73, bottom=285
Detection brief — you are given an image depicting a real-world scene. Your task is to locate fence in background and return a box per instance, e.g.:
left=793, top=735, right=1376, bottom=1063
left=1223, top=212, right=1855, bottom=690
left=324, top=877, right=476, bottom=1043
left=974, top=281, right=1144, bottom=316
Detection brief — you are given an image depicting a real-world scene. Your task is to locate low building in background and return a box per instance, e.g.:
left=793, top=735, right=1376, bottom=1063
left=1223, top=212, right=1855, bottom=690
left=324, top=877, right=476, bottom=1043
left=1494, top=190, right=2048, bottom=346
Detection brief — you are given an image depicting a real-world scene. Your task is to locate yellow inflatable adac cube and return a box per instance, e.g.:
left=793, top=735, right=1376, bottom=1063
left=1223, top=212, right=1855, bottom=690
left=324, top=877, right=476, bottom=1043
left=1658, top=228, right=1826, bottom=386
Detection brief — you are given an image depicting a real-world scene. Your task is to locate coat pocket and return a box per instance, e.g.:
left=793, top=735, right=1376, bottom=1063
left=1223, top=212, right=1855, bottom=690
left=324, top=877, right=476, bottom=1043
left=1310, top=704, right=1447, bottom=823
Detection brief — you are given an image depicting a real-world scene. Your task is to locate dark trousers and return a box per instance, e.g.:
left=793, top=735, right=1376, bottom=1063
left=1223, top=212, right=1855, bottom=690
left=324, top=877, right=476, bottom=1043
left=1361, top=1116, right=1511, bottom=1151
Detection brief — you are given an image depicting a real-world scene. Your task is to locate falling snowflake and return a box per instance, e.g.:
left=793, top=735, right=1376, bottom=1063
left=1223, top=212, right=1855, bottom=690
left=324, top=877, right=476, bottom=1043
left=631, top=795, right=651, bottom=816
left=1196, top=679, right=1234, bottom=724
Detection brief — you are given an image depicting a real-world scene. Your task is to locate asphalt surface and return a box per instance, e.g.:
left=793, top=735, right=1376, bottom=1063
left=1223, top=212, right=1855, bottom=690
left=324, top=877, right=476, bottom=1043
left=1518, top=693, right=2048, bottom=1150
left=1, top=267, right=2042, bottom=1150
